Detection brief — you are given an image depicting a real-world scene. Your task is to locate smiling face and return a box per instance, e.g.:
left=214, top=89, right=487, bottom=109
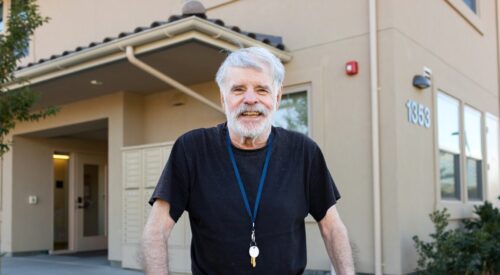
left=220, top=65, right=282, bottom=140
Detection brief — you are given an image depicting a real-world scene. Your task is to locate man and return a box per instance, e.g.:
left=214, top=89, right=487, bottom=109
left=142, top=47, right=354, bottom=275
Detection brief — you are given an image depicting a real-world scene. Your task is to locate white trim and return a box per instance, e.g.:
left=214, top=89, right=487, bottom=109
left=436, top=91, right=461, bottom=154
left=485, top=113, right=499, bottom=207
left=463, top=105, right=483, bottom=160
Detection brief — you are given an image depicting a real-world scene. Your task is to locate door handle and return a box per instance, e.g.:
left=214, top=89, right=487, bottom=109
left=77, top=196, right=85, bottom=209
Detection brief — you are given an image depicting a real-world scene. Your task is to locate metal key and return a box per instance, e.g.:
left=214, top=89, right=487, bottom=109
left=249, top=246, right=259, bottom=268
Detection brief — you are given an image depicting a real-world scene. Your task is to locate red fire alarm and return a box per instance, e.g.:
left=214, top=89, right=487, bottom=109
left=345, top=61, right=358, bottom=75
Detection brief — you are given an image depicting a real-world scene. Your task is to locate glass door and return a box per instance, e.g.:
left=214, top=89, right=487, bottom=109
left=74, top=153, right=107, bottom=251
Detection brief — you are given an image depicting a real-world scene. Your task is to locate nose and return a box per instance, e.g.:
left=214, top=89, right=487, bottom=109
left=243, top=89, right=258, bottom=104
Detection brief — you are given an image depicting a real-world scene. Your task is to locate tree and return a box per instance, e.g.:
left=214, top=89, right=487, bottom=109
left=0, top=0, right=58, bottom=156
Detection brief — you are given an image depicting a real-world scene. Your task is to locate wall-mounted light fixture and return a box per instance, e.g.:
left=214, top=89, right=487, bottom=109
left=412, top=75, right=431, bottom=89
left=53, top=154, right=70, bottom=160
left=413, top=67, right=432, bottom=90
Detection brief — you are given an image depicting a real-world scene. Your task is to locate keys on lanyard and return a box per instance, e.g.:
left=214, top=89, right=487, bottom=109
left=225, top=130, right=273, bottom=269
left=249, top=224, right=259, bottom=268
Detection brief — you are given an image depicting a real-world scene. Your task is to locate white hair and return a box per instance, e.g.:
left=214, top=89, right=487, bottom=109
left=215, top=47, right=285, bottom=94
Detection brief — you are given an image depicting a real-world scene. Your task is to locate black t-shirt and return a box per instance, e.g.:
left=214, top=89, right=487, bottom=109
left=149, top=123, right=341, bottom=275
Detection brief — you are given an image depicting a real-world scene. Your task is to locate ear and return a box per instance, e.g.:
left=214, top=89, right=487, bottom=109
left=275, top=87, right=283, bottom=109
left=220, top=93, right=225, bottom=110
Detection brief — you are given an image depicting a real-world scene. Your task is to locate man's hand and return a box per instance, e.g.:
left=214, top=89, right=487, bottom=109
left=142, top=199, right=176, bottom=275
left=318, top=205, right=354, bottom=275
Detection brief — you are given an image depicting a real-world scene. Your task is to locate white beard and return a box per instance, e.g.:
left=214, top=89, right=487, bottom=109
left=225, top=100, right=276, bottom=139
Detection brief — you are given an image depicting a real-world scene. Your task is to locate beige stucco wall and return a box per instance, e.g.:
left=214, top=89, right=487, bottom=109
left=142, top=82, right=225, bottom=144
left=23, top=0, right=180, bottom=66
left=7, top=136, right=52, bottom=252
left=123, top=92, right=145, bottom=147
left=393, top=0, right=499, bottom=96
left=208, top=0, right=369, bottom=53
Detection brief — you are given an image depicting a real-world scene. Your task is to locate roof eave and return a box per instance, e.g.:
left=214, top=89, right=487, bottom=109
left=10, top=16, right=292, bottom=89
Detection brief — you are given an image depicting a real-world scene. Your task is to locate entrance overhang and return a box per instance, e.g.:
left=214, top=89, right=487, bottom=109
left=8, top=16, right=292, bottom=109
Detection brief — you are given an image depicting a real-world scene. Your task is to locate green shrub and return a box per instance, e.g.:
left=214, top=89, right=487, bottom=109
left=413, top=198, right=500, bottom=275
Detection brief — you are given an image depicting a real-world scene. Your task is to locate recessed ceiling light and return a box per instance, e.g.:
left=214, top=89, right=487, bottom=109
left=90, top=80, right=103, bottom=85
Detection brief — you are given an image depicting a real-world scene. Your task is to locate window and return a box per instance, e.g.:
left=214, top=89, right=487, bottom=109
left=273, top=90, right=308, bottom=135
left=13, top=1, right=30, bottom=57
left=14, top=37, right=29, bottom=58
left=437, top=93, right=461, bottom=200
left=0, top=2, right=30, bottom=57
left=463, top=0, right=477, bottom=13
left=464, top=106, right=483, bottom=200
left=437, top=92, right=485, bottom=202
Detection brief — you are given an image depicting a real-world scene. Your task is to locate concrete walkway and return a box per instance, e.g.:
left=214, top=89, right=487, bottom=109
left=1, top=251, right=143, bottom=275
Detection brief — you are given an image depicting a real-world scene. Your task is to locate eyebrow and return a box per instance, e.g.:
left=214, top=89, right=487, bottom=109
left=229, top=84, right=272, bottom=91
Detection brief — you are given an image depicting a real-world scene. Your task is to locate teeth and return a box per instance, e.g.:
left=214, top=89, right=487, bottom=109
left=242, top=112, right=260, bottom=116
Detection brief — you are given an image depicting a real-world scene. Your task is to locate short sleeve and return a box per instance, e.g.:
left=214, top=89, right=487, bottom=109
left=148, top=137, right=190, bottom=222
left=308, top=145, right=341, bottom=222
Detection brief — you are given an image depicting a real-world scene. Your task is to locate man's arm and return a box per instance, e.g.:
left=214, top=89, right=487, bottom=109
left=142, top=199, right=176, bottom=275
left=318, top=205, right=354, bottom=275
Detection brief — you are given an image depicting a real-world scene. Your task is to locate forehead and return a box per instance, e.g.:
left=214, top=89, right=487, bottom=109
left=224, top=66, right=273, bottom=86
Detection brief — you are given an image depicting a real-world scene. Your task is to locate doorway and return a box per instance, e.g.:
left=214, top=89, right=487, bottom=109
left=52, top=152, right=108, bottom=252
left=53, top=153, right=70, bottom=251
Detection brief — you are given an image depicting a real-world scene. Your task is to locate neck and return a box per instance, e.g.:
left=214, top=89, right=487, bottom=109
left=228, top=127, right=271, bottom=150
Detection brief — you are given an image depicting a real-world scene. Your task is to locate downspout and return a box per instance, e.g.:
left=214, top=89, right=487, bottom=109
left=496, top=0, right=500, bottom=143
left=369, top=0, right=383, bottom=275
left=0, top=157, right=3, bottom=212
left=125, top=46, right=224, bottom=114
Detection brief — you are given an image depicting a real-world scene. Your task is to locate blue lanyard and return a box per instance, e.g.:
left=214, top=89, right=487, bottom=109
left=225, top=129, right=273, bottom=226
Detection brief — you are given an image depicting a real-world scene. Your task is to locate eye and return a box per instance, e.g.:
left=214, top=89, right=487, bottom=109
left=231, top=86, right=245, bottom=94
left=257, top=88, right=270, bottom=95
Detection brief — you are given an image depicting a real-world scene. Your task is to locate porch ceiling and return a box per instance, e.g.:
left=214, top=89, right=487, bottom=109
left=23, top=118, right=108, bottom=141
left=30, top=40, right=226, bottom=108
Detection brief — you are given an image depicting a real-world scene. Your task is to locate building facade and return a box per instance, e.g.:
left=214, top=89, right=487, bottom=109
left=0, top=0, right=499, bottom=274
